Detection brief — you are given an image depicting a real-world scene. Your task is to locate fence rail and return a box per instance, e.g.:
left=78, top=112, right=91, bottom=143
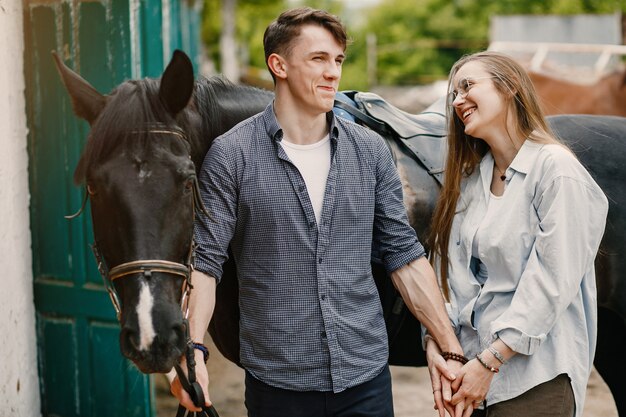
left=489, top=41, right=626, bottom=75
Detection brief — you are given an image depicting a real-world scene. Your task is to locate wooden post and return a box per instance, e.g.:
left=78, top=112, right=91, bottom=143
left=220, top=0, right=240, bottom=83
left=367, top=32, right=377, bottom=88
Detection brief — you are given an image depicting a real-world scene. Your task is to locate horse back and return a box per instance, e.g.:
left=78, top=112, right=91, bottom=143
left=548, top=114, right=626, bottom=319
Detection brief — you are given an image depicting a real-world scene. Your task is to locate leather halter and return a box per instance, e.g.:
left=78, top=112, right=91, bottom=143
left=68, top=126, right=219, bottom=415
left=67, top=125, right=209, bottom=321
left=91, top=242, right=195, bottom=322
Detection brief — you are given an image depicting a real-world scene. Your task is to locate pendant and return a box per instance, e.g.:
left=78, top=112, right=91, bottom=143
left=500, top=175, right=506, bottom=181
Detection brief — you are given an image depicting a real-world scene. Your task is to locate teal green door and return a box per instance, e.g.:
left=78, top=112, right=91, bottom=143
left=23, top=1, right=201, bottom=415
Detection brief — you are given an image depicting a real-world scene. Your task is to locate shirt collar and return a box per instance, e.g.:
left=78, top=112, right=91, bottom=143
left=480, top=139, right=545, bottom=177
left=478, top=140, right=545, bottom=200
left=262, top=101, right=340, bottom=143
left=508, top=140, right=545, bottom=176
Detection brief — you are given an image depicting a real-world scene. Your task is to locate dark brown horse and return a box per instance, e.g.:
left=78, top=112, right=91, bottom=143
left=54, top=50, right=626, bottom=415
left=529, top=68, right=626, bottom=116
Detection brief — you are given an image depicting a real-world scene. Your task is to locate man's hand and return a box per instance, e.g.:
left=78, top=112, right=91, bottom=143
left=168, top=270, right=217, bottom=410
left=425, top=338, right=457, bottom=417
left=169, top=349, right=211, bottom=412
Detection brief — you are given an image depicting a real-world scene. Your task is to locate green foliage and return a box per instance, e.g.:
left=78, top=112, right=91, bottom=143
left=342, top=0, right=625, bottom=87
left=201, top=0, right=221, bottom=66
left=290, top=0, right=344, bottom=15
left=201, top=0, right=625, bottom=88
left=202, top=0, right=287, bottom=71
left=238, top=1, right=288, bottom=69
left=343, top=0, right=488, bottom=87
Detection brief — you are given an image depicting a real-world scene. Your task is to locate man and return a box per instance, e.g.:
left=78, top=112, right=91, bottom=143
left=171, top=7, right=464, bottom=416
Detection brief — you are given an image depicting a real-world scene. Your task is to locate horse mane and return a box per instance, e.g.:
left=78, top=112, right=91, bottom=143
left=188, top=76, right=274, bottom=168
left=193, top=75, right=274, bottom=137
left=74, top=75, right=274, bottom=184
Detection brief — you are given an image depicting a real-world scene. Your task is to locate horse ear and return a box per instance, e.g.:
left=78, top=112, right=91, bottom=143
left=51, top=51, right=106, bottom=125
left=159, top=50, right=194, bottom=115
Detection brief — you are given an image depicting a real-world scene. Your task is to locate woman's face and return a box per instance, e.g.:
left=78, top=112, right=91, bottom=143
left=450, top=61, right=508, bottom=140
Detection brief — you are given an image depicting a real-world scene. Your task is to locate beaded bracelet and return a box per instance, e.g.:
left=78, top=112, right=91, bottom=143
left=441, top=351, right=469, bottom=365
left=476, top=353, right=499, bottom=373
left=193, top=342, right=209, bottom=363
left=487, top=346, right=505, bottom=364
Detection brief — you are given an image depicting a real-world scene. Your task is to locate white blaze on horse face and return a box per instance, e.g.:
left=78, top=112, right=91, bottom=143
left=137, top=281, right=156, bottom=351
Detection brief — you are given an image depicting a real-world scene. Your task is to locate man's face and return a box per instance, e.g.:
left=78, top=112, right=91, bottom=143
left=279, top=24, right=345, bottom=116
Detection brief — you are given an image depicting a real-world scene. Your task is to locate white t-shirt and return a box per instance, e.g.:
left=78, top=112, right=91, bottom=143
left=280, top=135, right=331, bottom=226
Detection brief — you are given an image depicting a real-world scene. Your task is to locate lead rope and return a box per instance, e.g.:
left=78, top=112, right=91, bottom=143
left=174, top=319, right=220, bottom=417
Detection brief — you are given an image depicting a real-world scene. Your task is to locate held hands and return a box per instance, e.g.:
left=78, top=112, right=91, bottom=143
left=448, top=356, right=494, bottom=417
left=426, top=340, right=500, bottom=417
left=425, top=337, right=462, bottom=417
left=169, top=349, right=212, bottom=412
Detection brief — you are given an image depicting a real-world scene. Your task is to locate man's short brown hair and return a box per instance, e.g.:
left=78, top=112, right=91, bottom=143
left=263, top=7, right=348, bottom=78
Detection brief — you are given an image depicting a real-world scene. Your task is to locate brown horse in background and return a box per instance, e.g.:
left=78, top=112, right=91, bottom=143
left=528, top=68, right=626, bottom=116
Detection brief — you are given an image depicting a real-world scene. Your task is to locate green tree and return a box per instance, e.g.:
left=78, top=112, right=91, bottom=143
left=202, top=0, right=287, bottom=80
left=353, top=0, right=488, bottom=86
left=343, top=0, right=625, bottom=88
left=201, top=0, right=625, bottom=88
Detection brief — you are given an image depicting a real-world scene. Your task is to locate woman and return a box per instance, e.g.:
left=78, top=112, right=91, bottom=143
left=426, top=51, right=608, bottom=417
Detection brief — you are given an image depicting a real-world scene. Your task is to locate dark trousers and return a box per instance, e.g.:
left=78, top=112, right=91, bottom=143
left=244, top=366, right=394, bottom=417
left=472, top=374, right=575, bottom=417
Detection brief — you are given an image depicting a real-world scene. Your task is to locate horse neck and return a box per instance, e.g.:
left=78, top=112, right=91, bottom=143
left=189, top=78, right=273, bottom=171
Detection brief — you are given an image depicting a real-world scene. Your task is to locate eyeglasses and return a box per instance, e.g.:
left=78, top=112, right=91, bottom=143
left=447, top=76, right=495, bottom=105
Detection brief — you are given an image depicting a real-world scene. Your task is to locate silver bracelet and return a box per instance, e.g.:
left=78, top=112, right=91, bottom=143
left=488, top=345, right=505, bottom=364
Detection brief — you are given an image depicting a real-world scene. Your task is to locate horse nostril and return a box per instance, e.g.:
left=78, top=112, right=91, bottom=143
left=121, top=327, right=141, bottom=353
left=170, top=323, right=187, bottom=348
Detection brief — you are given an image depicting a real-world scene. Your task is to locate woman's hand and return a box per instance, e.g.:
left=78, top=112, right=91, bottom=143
left=450, top=357, right=494, bottom=413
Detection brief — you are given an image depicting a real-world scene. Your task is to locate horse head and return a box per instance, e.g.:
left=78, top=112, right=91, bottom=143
left=53, top=50, right=201, bottom=373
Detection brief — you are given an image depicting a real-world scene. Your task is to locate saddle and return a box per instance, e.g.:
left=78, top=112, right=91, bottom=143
left=334, top=91, right=448, bottom=185
left=333, top=91, right=448, bottom=367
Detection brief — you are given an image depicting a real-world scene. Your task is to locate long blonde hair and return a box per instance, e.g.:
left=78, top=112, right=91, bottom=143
left=428, top=51, right=562, bottom=299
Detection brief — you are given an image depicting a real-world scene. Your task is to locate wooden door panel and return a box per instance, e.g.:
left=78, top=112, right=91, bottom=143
left=24, top=1, right=157, bottom=415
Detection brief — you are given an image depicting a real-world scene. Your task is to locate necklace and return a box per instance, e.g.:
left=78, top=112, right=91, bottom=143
left=495, top=165, right=506, bottom=181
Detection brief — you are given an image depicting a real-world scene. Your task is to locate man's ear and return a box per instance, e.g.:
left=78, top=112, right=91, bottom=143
left=267, top=53, right=287, bottom=80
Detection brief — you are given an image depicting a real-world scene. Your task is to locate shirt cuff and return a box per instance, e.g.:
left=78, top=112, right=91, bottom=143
left=193, top=257, right=223, bottom=284
left=496, top=327, right=546, bottom=355
left=384, top=242, right=426, bottom=274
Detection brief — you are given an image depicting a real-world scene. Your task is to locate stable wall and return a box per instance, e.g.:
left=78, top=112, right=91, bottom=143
left=0, top=0, right=42, bottom=415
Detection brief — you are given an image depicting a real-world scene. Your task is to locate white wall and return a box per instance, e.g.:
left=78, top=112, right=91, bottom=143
left=0, top=0, right=42, bottom=415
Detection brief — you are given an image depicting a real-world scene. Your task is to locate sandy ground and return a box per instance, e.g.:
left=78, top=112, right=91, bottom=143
left=155, top=338, right=618, bottom=417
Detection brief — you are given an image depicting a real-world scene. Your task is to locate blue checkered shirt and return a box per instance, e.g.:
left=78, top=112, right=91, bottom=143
left=194, top=103, right=425, bottom=392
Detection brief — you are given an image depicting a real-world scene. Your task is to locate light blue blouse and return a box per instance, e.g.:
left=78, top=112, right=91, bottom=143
left=445, top=140, right=608, bottom=416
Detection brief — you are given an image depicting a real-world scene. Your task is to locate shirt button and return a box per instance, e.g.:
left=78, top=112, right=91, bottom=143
left=321, top=331, right=327, bottom=338
left=298, top=185, right=305, bottom=192
left=318, top=258, right=323, bottom=264
left=321, top=294, right=326, bottom=301
left=309, top=222, right=315, bottom=228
